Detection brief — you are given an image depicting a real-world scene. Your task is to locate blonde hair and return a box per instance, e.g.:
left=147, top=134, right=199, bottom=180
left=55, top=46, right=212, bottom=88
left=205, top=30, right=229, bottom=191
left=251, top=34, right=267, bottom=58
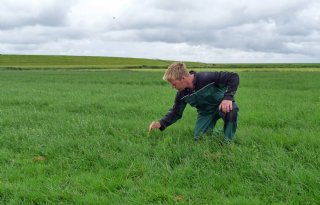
left=163, top=62, right=189, bottom=81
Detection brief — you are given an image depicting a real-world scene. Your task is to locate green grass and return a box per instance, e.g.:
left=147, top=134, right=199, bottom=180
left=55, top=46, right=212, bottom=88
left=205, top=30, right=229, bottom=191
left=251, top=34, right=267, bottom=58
left=0, top=70, right=319, bottom=204
left=1, top=54, right=320, bottom=71
left=0, top=54, right=207, bottom=70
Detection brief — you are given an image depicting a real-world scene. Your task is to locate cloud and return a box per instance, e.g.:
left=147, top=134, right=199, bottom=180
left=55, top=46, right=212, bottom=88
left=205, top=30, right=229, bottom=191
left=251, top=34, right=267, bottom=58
left=0, top=0, right=75, bottom=29
left=0, top=0, right=319, bottom=63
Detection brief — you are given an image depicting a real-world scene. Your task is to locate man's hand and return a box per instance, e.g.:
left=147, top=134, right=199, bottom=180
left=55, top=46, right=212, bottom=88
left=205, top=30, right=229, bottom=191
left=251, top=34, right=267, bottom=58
left=148, top=121, right=161, bottom=132
left=219, top=100, right=233, bottom=113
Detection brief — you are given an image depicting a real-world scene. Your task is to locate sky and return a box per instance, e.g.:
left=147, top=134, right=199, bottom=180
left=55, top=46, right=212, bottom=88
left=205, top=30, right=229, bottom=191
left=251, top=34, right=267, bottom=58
left=1, top=0, right=319, bottom=63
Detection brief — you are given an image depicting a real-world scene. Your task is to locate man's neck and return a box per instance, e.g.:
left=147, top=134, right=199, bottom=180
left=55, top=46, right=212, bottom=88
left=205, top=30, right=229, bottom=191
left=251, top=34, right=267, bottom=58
left=186, top=74, right=195, bottom=90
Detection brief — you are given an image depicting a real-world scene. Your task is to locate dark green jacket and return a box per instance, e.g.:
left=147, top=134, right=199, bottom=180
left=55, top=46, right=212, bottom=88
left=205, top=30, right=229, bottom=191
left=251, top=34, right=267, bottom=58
left=159, top=71, right=239, bottom=130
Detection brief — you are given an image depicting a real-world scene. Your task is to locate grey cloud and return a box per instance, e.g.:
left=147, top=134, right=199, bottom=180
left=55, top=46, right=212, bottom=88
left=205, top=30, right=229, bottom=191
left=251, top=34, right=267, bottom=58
left=106, top=0, right=318, bottom=57
left=114, top=0, right=308, bottom=30
left=0, top=26, right=88, bottom=45
left=0, top=0, right=74, bottom=30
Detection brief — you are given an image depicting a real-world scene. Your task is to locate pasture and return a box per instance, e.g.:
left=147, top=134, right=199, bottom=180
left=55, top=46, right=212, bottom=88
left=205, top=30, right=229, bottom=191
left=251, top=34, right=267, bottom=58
left=0, top=57, right=320, bottom=204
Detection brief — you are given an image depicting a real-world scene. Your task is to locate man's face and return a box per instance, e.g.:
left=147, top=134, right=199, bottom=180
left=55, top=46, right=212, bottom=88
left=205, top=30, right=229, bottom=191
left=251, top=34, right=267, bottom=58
left=168, top=77, right=186, bottom=91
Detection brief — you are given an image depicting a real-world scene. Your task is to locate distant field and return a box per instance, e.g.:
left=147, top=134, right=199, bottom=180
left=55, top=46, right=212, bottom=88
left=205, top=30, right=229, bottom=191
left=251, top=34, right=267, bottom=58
left=0, top=54, right=206, bottom=69
left=1, top=54, right=320, bottom=71
left=0, top=69, right=319, bottom=204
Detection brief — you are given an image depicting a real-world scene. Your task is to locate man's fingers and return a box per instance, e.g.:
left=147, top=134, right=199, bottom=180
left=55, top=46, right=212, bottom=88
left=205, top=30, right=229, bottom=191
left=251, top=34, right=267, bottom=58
left=225, top=105, right=231, bottom=112
left=219, top=100, right=233, bottom=113
left=148, top=123, right=154, bottom=132
left=148, top=121, right=160, bottom=132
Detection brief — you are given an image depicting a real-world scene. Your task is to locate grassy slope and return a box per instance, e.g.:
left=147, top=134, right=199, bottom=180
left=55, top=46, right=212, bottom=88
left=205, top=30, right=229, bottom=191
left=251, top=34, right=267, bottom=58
left=0, top=54, right=207, bottom=69
left=1, top=54, right=320, bottom=70
left=0, top=70, right=319, bottom=204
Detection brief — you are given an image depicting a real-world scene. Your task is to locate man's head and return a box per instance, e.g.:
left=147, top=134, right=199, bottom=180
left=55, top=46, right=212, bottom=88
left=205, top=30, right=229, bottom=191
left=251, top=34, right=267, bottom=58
left=163, top=62, right=190, bottom=91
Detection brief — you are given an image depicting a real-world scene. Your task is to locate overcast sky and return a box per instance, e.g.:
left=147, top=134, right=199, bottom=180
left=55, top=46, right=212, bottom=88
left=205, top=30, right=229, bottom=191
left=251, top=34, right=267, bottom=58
left=1, top=0, right=319, bottom=63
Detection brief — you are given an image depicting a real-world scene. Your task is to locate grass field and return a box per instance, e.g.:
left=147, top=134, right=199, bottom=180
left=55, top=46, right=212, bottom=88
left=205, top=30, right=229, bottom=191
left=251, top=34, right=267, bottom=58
left=1, top=54, right=320, bottom=71
left=0, top=54, right=206, bottom=70
left=0, top=66, right=319, bottom=204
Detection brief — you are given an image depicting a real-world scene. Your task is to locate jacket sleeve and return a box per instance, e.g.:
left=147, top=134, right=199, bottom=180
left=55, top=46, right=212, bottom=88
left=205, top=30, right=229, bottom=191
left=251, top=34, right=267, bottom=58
left=203, top=71, right=239, bottom=101
left=159, top=92, right=187, bottom=131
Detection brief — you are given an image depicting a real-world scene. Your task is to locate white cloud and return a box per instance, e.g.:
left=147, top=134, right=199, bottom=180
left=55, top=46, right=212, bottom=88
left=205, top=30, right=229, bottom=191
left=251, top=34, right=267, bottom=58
left=0, top=0, right=319, bottom=63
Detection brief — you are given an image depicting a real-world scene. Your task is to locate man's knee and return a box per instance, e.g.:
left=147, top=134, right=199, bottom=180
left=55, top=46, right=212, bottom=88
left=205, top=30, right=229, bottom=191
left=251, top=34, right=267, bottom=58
left=220, top=103, right=239, bottom=122
left=227, top=107, right=238, bottom=122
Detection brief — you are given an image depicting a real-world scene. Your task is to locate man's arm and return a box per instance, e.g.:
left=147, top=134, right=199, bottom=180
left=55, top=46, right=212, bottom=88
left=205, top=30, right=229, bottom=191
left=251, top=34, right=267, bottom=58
left=201, top=71, right=239, bottom=113
left=201, top=71, right=239, bottom=101
left=220, top=72, right=239, bottom=101
left=159, top=91, right=187, bottom=130
left=149, top=92, right=187, bottom=132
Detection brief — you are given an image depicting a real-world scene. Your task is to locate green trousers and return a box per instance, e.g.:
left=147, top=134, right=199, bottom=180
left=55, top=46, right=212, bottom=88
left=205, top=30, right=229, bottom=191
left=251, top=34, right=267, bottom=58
left=194, top=103, right=238, bottom=141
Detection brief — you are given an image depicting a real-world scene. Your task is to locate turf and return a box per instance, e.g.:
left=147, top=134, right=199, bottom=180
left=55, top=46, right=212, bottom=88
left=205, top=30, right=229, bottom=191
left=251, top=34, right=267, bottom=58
left=1, top=54, right=320, bottom=71
left=0, top=69, right=319, bottom=204
left=0, top=54, right=206, bottom=69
